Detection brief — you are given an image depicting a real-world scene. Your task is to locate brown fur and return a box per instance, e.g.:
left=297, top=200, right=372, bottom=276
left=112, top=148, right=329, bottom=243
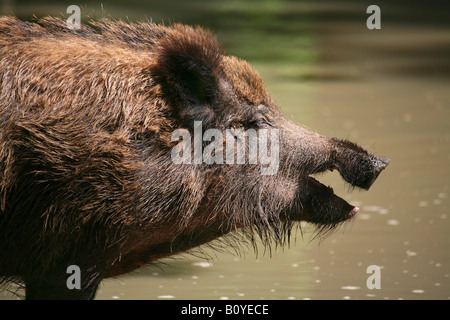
left=0, top=17, right=389, bottom=299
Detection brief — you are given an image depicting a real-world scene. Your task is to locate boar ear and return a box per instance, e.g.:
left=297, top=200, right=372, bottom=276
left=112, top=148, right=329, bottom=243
left=154, top=25, right=222, bottom=106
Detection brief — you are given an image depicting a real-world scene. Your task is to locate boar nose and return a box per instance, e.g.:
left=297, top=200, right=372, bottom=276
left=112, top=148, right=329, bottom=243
left=365, top=156, right=390, bottom=189
left=373, top=156, right=390, bottom=173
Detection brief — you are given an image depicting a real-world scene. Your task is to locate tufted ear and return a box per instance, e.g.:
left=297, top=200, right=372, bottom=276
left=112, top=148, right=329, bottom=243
left=154, top=24, right=222, bottom=107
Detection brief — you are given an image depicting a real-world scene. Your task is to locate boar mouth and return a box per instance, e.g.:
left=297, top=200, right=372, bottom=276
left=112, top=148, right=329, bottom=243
left=305, top=174, right=359, bottom=223
left=299, top=153, right=390, bottom=227
left=298, top=175, right=355, bottom=228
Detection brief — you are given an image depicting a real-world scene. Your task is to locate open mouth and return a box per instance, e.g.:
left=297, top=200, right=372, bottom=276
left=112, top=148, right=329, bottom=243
left=299, top=151, right=389, bottom=227
left=307, top=175, right=360, bottom=220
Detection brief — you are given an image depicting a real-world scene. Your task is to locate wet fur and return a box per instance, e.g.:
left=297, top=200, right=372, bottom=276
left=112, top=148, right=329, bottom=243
left=0, top=17, right=387, bottom=299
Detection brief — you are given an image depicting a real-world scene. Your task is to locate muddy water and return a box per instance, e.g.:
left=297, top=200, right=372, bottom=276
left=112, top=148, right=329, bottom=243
left=95, top=19, right=449, bottom=300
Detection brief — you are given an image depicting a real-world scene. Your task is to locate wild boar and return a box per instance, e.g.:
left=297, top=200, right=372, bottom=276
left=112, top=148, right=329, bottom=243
left=0, top=17, right=389, bottom=299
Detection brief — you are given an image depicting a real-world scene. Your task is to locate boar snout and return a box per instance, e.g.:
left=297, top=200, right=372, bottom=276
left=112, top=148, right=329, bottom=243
left=279, top=123, right=389, bottom=229
left=329, top=138, right=390, bottom=190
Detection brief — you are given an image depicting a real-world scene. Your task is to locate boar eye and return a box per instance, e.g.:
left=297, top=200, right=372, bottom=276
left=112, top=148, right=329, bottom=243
left=249, top=114, right=271, bottom=128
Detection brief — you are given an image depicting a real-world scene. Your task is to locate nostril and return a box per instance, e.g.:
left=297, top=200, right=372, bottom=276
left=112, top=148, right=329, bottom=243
left=381, top=156, right=391, bottom=166
left=373, top=156, right=390, bottom=172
